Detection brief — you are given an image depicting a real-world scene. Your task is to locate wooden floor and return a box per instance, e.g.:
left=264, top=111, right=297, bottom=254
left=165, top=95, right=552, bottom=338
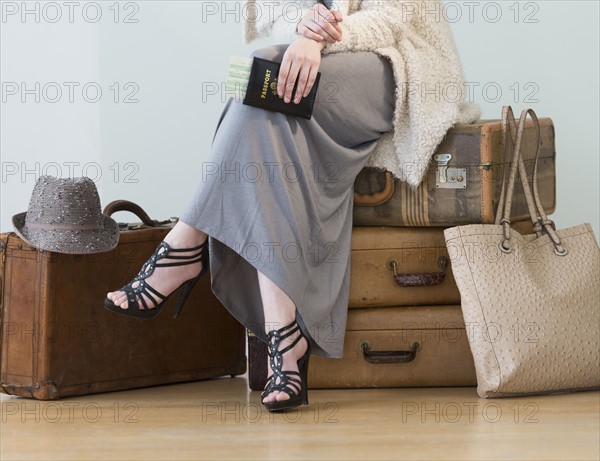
left=1, top=376, right=598, bottom=461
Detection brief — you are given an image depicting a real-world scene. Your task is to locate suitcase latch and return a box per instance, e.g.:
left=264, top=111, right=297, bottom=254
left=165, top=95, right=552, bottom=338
left=434, top=153, right=466, bottom=189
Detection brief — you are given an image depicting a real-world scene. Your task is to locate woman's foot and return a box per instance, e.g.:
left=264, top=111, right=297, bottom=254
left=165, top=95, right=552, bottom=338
left=256, top=269, right=311, bottom=408
left=262, top=321, right=308, bottom=404
left=106, top=221, right=208, bottom=311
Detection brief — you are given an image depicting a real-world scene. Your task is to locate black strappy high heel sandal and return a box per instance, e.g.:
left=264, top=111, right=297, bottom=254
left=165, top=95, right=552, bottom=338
left=103, top=239, right=209, bottom=320
left=261, top=319, right=312, bottom=412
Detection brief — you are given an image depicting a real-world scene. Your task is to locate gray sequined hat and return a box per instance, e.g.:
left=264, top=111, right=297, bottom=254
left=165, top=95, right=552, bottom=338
left=12, top=176, right=119, bottom=254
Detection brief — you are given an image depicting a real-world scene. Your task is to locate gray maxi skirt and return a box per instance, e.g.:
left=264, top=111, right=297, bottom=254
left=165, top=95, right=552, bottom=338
left=179, top=44, right=395, bottom=359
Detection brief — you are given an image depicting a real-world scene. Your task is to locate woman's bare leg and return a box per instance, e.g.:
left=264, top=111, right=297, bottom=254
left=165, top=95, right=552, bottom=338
left=106, top=221, right=208, bottom=309
left=257, top=269, right=309, bottom=403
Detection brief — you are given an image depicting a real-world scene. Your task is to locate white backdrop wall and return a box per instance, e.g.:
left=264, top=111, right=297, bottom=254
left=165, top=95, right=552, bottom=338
left=1, top=1, right=598, bottom=237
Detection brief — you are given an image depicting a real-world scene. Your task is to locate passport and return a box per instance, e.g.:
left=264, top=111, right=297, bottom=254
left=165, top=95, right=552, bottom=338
left=242, top=56, right=321, bottom=120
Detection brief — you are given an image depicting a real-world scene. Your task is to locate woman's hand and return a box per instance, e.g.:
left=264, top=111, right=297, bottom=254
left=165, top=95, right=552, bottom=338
left=297, top=3, right=343, bottom=44
left=278, top=36, right=325, bottom=104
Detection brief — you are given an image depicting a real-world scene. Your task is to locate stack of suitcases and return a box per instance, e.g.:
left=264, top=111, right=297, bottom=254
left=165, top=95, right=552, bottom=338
left=248, top=115, right=557, bottom=390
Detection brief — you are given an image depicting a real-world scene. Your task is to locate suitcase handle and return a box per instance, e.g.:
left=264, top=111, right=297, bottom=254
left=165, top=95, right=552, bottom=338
left=354, top=171, right=395, bottom=206
left=389, top=256, right=449, bottom=287
left=360, top=340, right=420, bottom=364
left=102, top=200, right=169, bottom=227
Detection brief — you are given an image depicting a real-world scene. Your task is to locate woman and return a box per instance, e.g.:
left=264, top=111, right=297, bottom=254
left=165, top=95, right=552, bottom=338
left=104, top=0, right=479, bottom=412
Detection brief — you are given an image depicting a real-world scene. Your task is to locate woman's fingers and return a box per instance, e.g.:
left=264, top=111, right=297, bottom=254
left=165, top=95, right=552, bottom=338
left=279, top=53, right=303, bottom=103
left=298, top=4, right=343, bottom=43
left=316, top=10, right=343, bottom=41
left=278, top=37, right=322, bottom=104
left=277, top=55, right=292, bottom=99
left=298, top=22, right=325, bottom=42
left=305, top=18, right=340, bottom=43
left=285, top=58, right=303, bottom=103
left=294, top=63, right=312, bottom=103
left=303, top=65, right=319, bottom=99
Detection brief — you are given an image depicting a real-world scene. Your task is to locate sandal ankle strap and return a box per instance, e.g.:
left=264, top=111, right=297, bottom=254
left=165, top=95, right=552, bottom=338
left=154, top=241, right=207, bottom=268
left=266, top=319, right=303, bottom=356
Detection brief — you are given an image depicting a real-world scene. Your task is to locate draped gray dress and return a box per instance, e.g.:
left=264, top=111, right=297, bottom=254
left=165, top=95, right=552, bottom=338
left=179, top=44, right=395, bottom=358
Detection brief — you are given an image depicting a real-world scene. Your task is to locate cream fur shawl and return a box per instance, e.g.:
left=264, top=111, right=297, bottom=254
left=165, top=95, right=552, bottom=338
left=243, top=0, right=482, bottom=189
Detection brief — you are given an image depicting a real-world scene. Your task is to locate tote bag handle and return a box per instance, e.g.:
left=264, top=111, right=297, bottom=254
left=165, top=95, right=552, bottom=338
left=494, top=106, right=567, bottom=255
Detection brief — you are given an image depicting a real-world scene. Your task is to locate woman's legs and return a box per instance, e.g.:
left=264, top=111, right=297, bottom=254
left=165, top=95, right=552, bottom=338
left=106, top=218, right=309, bottom=403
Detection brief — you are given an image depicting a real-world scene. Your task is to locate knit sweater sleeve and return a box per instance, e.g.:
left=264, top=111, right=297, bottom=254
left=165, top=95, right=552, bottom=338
left=243, top=0, right=406, bottom=52
left=320, top=0, right=405, bottom=54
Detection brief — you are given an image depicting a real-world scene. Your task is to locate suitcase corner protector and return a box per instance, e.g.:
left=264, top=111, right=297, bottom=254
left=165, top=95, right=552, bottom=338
left=31, top=381, right=60, bottom=400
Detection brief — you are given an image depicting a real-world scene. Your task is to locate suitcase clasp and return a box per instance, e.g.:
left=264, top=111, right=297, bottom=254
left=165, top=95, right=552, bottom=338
left=434, top=153, right=467, bottom=189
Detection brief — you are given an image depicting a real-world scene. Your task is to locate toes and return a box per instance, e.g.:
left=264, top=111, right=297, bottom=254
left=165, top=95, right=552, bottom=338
left=117, top=296, right=129, bottom=308
left=276, top=392, right=290, bottom=402
left=262, top=391, right=293, bottom=403
left=262, top=392, right=276, bottom=403
left=107, top=290, right=125, bottom=306
left=111, top=294, right=125, bottom=308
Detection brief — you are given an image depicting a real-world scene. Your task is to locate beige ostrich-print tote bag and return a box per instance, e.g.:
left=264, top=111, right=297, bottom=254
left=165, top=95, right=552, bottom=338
left=444, top=106, right=600, bottom=398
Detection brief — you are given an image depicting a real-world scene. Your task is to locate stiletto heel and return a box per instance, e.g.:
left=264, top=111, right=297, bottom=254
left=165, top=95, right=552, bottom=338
left=172, top=276, right=201, bottom=320
left=298, top=351, right=310, bottom=405
left=103, top=238, right=209, bottom=320
left=261, top=319, right=311, bottom=412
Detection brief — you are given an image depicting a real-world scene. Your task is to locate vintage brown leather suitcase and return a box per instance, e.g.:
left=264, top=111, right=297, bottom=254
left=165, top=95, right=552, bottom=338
left=347, top=220, right=533, bottom=308
left=353, top=117, right=556, bottom=226
left=0, top=202, right=246, bottom=400
left=249, top=304, right=477, bottom=390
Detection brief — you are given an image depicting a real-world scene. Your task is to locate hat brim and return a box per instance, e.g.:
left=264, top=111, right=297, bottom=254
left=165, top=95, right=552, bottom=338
left=12, top=212, right=120, bottom=255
